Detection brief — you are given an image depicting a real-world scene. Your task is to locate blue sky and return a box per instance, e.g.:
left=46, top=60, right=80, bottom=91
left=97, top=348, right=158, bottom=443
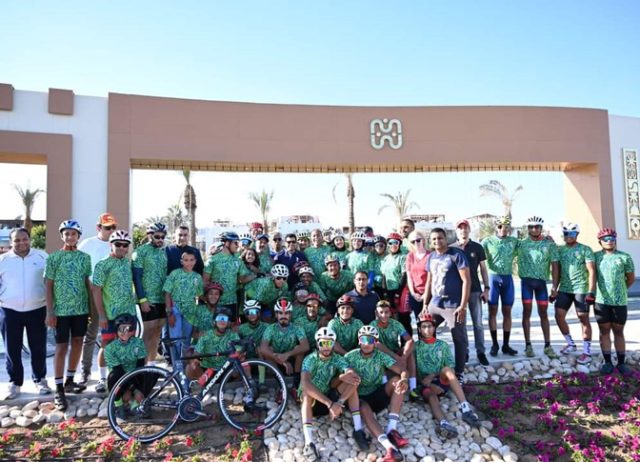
left=1, top=1, right=639, bottom=231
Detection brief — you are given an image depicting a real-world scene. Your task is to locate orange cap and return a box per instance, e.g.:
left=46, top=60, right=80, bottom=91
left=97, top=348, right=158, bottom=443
left=98, top=213, right=117, bottom=226
left=455, top=219, right=470, bottom=229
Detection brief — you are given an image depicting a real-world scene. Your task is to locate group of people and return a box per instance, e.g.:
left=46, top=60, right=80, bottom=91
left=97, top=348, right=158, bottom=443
left=0, top=213, right=634, bottom=461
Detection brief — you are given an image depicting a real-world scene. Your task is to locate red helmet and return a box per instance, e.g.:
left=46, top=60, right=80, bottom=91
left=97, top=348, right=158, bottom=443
left=417, top=312, right=435, bottom=326
left=597, top=228, right=617, bottom=240
left=204, top=282, right=224, bottom=295
left=304, top=293, right=322, bottom=304
left=337, top=295, right=354, bottom=308
left=386, top=232, right=403, bottom=242
left=250, top=222, right=263, bottom=230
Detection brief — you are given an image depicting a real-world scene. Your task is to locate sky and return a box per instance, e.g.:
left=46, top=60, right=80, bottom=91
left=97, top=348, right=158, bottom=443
left=1, top=1, right=639, bottom=232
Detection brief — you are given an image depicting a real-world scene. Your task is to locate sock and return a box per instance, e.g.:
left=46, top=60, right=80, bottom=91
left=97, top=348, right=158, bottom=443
left=617, top=352, right=626, bottom=365
left=409, top=377, right=417, bottom=391
left=377, top=434, right=394, bottom=450
left=544, top=342, right=550, bottom=348
left=100, top=367, right=108, bottom=380
left=564, top=334, right=575, bottom=346
left=459, top=401, right=472, bottom=413
left=490, top=330, right=498, bottom=346
left=386, top=413, right=399, bottom=433
left=603, top=351, right=612, bottom=364
left=503, top=331, right=511, bottom=347
left=440, top=418, right=450, bottom=426
left=583, top=340, right=591, bottom=355
left=351, top=409, right=362, bottom=431
left=66, top=370, right=76, bottom=382
left=303, top=422, right=314, bottom=445
left=55, top=377, right=64, bottom=391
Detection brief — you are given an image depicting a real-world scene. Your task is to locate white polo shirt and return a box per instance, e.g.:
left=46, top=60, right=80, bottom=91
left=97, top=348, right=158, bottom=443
left=0, top=248, right=48, bottom=312
left=78, top=235, right=111, bottom=282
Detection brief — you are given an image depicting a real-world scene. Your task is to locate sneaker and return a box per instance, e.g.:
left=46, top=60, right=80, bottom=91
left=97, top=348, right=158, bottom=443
left=576, top=353, right=592, bottom=365
left=560, top=344, right=577, bottom=355
left=64, top=380, right=86, bottom=394
left=489, top=344, right=499, bottom=357
left=543, top=346, right=558, bottom=359
left=95, top=378, right=107, bottom=393
left=477, top=352, right=489, bottom=366
left=54, top=390, right=68, bottom=411
left=381, top=447, right=404, bottom=462
left=2, top=383, right=20, bottom=400
left=438, top=420, right=458, bottom=439
left=617, top=363, right=631, bottom=375
left=352, top=429, right=370, bottom=451
left=387, top=429, right=409, bottom=448
left=524, top=345, right=535, bottom=357
left=78, top=369, right=91, bottom=386
left=409, top=389, right=420, bottom=402
left=302, top=443, right=320, bottom=462
left=600, top=362, right=615, bottom=375
left=456, top=373, right=465, bottom=385
left=35, top=379, right=53, bottom=395
left=462, top=410, right=480, bottom=427
left=502, top=345, right=518, bottom=356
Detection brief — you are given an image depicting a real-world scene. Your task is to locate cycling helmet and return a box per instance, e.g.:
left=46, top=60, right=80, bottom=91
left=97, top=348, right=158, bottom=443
left=324, top=253, right=340, bottom=266
left=243, top=299, right=261, bottom=312
left=214, top=307, right=233, bottom=319
left=293, top=261, right=311, bottom=273
left=597, top=228, right=617, bottom=240
left=250, top=222, right=263, bottom=230
left=255, top=233, right=269, bottom=241
left=274, top=298, right=293, bottom=313
left=270, top=264, right=290, bottom=278
left=109, top=230, right=132, bottom=243
left=526, top=216, right=544, bottom=227
left=298, top=266, right=315, bottom=276
left=146, top=223, right=167, bottom=234
left=562, top=223, right=580, bottom=234
left=417, top=312, right=436, bottom=326
left=296, top=231, right=310, bottom=240
left=372, top=235, right=387, bottom=245
left=358, top=325, right=379, bottom=339
left=315, top=327, right=337, bottom=343
left=304, top=293, right=322, bottom=304
left=336, top=295, right=354, bottom=308
left=350, top=231, right=367, bottom=241
left=239, top=232, right=253, bottom=243
left=386, top=232, right=403, bottom=242
left=293, top=282, right=309, bottom=293
left=495, top=216, right=511, bottom=226
left=219, top=231, right=240, bottom=242
left=331, top=231, right=345, bottom=241
left=204, top=282, right=224, bottom=295
left=59, top=220, right=82, bottom=235
left=114, top=313, right=137, bottom=328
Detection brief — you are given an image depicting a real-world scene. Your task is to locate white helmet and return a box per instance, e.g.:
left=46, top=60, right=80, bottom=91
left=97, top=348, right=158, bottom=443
left=270, top=264, right=290, bottom=278
left=109, top=230, right=132, bottom=243
left=239, top=232, right=253, bottom=243
left=274, top=298, right=293, bottom=313
left=526, top=216, right=544, bottom=226
left=358, top=325, right=379, bottom=339
left=59, top=220, right=82, bottom=235
left=243, top=299, right=261, bottom=312
left=315, top=327, right=337, bottom=343
left=351, top=231, right=367, bottom=241
left=562, top=222, right=580, bottom=234
left=298, top=266, right=315, bottom=276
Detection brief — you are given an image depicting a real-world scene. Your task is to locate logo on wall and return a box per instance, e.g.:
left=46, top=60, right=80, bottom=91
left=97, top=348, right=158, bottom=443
left=370, top=118, right=402, bottom=150
left=623, top=148, right=640, bottom=239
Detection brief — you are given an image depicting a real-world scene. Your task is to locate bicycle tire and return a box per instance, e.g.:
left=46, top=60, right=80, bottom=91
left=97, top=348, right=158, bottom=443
left=217, top=359, right=288, bottom=432
left=107, top=366, right=183, bottom=443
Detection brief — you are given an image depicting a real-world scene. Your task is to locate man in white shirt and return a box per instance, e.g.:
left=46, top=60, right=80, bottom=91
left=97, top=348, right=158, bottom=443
left=0, top=228, right=52, bottom=399
left=77, top=213, right=117, bottom=391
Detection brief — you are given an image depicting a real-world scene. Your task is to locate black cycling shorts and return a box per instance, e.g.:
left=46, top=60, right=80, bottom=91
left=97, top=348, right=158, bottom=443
left=555, top=292, right=588, bottom=313
left=311, top=389, right=339, bottom=416
left=55, top=314, right=89, bottom=344
left=360, top=384, right=390, bottom=414
left=594, top=303, right=627, bottom=325
left=141, top=302, right=167, bottom=322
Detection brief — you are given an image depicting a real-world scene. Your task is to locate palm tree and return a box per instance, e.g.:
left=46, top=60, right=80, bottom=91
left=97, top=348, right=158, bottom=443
left=377, top=189, right=419, bottom=222
left=332, top=173, right=356, bottom=233
left=249, top=189, right=274, bottom=233
left=182, top=170, right=197, bottom=245
left=479, top=180, right=523, bottom=220
left=13, top=184, right=44, bottom=233
left=166, top=203, right=186, bottom=235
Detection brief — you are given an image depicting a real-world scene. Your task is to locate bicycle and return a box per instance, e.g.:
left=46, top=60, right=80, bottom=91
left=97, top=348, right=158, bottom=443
left=106, top=337, right=288, bottom=443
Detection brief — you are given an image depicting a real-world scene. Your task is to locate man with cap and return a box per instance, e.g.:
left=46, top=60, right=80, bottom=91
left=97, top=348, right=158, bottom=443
left=78, top=213, right=117, bottom=387
left=451, top=219, right=490, bottom=366
left=255, top=233, right=274, bottom=274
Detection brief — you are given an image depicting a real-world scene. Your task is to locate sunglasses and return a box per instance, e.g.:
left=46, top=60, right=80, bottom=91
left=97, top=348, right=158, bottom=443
left=497, top=225, right=507, bottom=229
left=563, top=232, right=579, bottom=238
left=317, top=340, right=335, bottom=348
left=245, top=308, right=260, bottom=316
left=273, top=237, right=282, bottom=242
left=215, top=315, right=230, bottom=322
left=388, top=240, right=400, bottom=245
left=152, top=234, right=165, bottom=240
left=275, top=276, right=287, bottom=281
left=102, top=225, right=116, bottom=231
left=117, top=324, right=134, bottom=333
left=601, top=236, right=616, bottom=242
left=358, top=336, right=376, bottom=345
left=114, top=242, right=130, bottom=248
left=528, top=225, right=542, bottom=229
left=286, top=240, right=297, bottom=244
left=374, top=243, right=386, bottom=248
left=410, top=238, right=422, bottom=244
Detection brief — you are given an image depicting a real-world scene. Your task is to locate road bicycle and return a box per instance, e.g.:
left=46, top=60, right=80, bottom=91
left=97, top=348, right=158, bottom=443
left=107, top=337, right=288, bottom=443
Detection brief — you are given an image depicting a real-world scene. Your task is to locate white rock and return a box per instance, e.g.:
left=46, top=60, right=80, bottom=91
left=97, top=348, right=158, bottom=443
left=22, top=410, right=37, bottom=418
left=502, top=362, right=514, bottom=371
left=504, top=453, right=519, bottom=462
left=9, top=410, right=21, bottom=419
left=486, top=436, right=502, bottom=451
left=33, top=413, right=46, bottom=425
left=47, top=411, right=64, bottom=423
left=0, top=408, right=8, bottom=419
left=470, top=455, right=484, bottom=462
left=498, top=445, right=511, bottom=456
left=23, top=400, right=40, bottom=411
left=576, top=364, right=590, bottom=374
left=76, top=407, right=88, bottom=418
left=1, top=417, right=14, bottom=428
left=420, top=457, right=436, bottom=462
left=469, top=442, right=482, bottom=453
left=98, top=408, right=108, bottom=418
left=87, top=407, right=98, bottom=417
left=415, top=444, right=426, bottom=458
left=15, top=416, right=32, bottom=427
left=496, top=368, right=506, bottom=376
left=479, top=427, right=490, bottom=438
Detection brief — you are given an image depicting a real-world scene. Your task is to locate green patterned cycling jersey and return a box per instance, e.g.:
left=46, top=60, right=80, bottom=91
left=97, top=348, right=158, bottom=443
left=44, top=250, right=92, bottom=316
left=104, top=337, right=147, bottom=373
left=557, top=243, right=595, bottom=294
left=380, top=253, right=406, bottom=291
left=318, top=270, right=354, bottom=302
left=481, top=235, right=519, bottom=275
left=345, top=349, right=395, bottom=396
left=299, top=351, right=350, bottom=395
left=262, top=323, right=306, bottom=354
left=331, top=249, right=349, bottom=267
left=163, top=269, right=204, bottom=312
left=93, top=256, right=137, bottom=320
left=257, top=250, right=274, bottom=274
left=292, top=303, right=326, bottom=322
left=294, top=315, right=322, bottom=348
left=595, top=250, right=635, bottom=306
left=414, top=338, right=454, bottom=377
left=371, top=319, right=408, bottom=352
left=244, top=277, right=290, bottom=307
left=195, top=329, right=240, bottom=369
left=305, top=281, right=328, bottom=302
left=345, top=251, right=372, bottom=274
left=204, top=252, right=250, bottom=305
left=517, top=237, right=558, bottom=281
left=304, top=246, right=331, bottom=279
left=182, top=303, right=214, bottom=331
left=370, top=253, right=385, bottom=288
left=238, top=321, right=268, bottom=356
left=327, top=317, right=364, bottom=352
left=132, top=242, right=168, bottom=304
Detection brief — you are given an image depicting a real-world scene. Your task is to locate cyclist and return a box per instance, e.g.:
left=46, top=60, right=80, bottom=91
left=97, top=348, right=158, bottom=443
left=259, top=299, right=310, bottom=391
left=105, top=313, right=148, bottom=421
left=371, top=235, right=387, bottom=297
left=294, top=294, right=328, bottom=348
left=270, top=232, right=284, bottom=257
left=297, top=265, right=328, bottom=306
left=191, top=282, right=224, bottom=340
left=92, top=230, right=137, bottom=394
left=398, top=218, right=415, bottom=255
left=517, top=216, right=559, bottom=358
left=45, top=220, right=92, bottom=410
left=299, top=327, right=364, bottom=461
left=553, top=223, right=596, bottom=364
left=329, top=231, right=349, bottom=268
left=318, top=254, right=354, bottom=314
left=415, top=313, right=480, bottom=439
left=593, top=228, right=635, bottom=375
left=273, top=234, right=307, bottom=286
left=292, top=282, right=310, bottom=319
left=346, top=271, right=381, bottom=325
left=328, top=295, right=365, bottom=355
left=244, top=264, right=291, bottom=322
left=237, top=300, right=267, bottom=359
left=255, top=233, right=274, bottom=274
left=132, top=222, right=168, bottom=363
left=297, top=231, right=311, bottom=252
left=238, top=233, right=254, bottom=254
left=345, top=231, right=374, bottom=288
left=371, top=300, right=417, bottom=395
left=379, top=232, right=406, bottom=313
left=481, top=216, right=519, bottom=357
left=249, top=222, right=264, bottom=240
left=304, top=229, right=330, bottom=278
left=345, top=325, right=408, bottom=461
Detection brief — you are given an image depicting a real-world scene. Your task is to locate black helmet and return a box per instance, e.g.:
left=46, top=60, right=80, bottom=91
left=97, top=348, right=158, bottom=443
left=214, top=307, right=233, bottom=319
left=219, top=231, right=240, bottom=242
left=114, top=313, right=137, bottom=328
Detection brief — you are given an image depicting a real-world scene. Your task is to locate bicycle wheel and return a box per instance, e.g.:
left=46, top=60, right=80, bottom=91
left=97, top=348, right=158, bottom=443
left=107, top=366, right=183, bottom=443
left=217, top=359, right=288, bottom=432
